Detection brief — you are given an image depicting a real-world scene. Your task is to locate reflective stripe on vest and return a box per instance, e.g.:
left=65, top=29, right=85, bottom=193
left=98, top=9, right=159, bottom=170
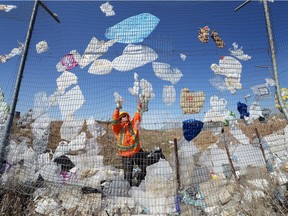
left=117, top=127, right=138, bottom=151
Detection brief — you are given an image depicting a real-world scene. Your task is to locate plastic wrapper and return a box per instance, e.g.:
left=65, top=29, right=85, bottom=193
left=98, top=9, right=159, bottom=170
left=105, top=13, right=160, bottom=43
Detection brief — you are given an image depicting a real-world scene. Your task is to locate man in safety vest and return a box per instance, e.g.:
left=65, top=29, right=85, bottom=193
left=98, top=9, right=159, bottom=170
left=111, top=101, right=147, bottom=186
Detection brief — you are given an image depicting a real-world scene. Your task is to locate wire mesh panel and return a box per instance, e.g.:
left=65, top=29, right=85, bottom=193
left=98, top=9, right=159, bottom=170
left=0, top=1, right=288, bottom=215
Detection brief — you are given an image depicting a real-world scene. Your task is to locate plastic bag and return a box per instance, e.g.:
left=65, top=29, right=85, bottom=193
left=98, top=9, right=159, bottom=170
left=105, top=13, right=160, bottom=43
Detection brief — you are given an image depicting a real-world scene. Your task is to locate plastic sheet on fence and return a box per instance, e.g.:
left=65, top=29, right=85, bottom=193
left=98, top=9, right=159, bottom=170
left=112, top=44, right=158, bottom=71
left=105, top=13, right=160, bottom=43
left=153, top=61, right=183, bottom=84
left=100, top=2, right=115, bottom=16
left=210, top=56, right=242, bottom=94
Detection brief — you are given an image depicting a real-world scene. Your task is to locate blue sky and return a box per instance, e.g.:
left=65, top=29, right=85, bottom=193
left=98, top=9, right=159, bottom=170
left=0, top=1, right=287, bottom=129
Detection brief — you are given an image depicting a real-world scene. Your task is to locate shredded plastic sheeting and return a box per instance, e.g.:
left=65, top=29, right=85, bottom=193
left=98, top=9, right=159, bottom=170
left=100, top=2, right=115, bottom=16
left=56, top=71, right=78, bottom=94
left=88, top=59, right=112, bottom=75
left=112, top=44, right=158, bottom=71
left=162, top=85, right=176, bottom=106
left=79, top=37, right=115, bottom=69
left=0, top=87, right=9, bottom=125
left=0, top=4, right=16, bottom=12
left=153, top=62, right=183, bottom=84
left=36, top=40, right=48, bottom=54
left=58, top=85, right=85, bottom=120
left=180, top=88, right=205, bottom=114
left=105, top=13, right=160, bottom=43
left=210, top=56, right=242, bottom=94
left=0, top=42, right=24, bottom=63
left=229, top=42, right=251, bottom=61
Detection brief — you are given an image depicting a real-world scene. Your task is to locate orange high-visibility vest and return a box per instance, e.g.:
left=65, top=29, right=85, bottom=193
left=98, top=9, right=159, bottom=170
left=112, top=105, right=142, bottom=157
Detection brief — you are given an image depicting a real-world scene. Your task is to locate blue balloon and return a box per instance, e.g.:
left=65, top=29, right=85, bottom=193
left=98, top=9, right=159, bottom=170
left=182, top=119, right=204, bottom=141
left=237, top=101, right=250, bottom=119
left=105, top=13, right=160, bottom=44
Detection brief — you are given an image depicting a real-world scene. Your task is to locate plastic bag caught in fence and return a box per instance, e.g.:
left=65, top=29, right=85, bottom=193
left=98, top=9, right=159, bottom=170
left=79, top=37, right=115, bottom=69
left=100, top=2, right=115, bottom=16
left=36, top=40, right=48, bottom=54
left=0, top=41, right=24, bottom=63
left=153, top=62, right=183, bottom=85
left=182, top=119, right=204, bottom=141
left=0, top=4, right=17, bottom=12
left=180, top=88, right=205, bottom=114
left=229, top=42, right=251, bottom=61
left=112, top=44, right=158, bottom=72
left=88, top=59, right=112, bottom=75
left=105, top=13, right=160, bottom=43
left=56, top=71, right=78, bottom=94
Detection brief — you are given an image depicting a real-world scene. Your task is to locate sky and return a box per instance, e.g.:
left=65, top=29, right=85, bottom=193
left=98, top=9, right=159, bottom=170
left=0, top=1, right=288, bottom=130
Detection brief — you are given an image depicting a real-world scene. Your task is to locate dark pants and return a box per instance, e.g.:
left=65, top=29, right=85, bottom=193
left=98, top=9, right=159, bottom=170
left=122, top=149, right=148, bottom=186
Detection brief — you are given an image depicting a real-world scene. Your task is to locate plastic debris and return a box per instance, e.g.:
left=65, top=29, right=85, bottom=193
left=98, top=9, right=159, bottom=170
left=162, top=85, right=176, bottom=106
left=0, top=4, right=16, bottom=12
left=180, top=53, right=186, bottom=61
left=58, top=85, right=85, bottom=120
left=56, top=71, right=78, bottom=94
left=211, top=30, right=225, bottom=48
left=251, top=83, right=271, bottom=99
left=0, top=41, right=24, bottom=63
left=198, top=26, right=210, bottom=43
left=182, top=119, right=204, bottom=141
left=204, top=95, right=229, bottom=123
left=88, top=59, right=113, bottom=75
left=79, top=37, right=115, bottom=69
left=114, top=92, right=124, bottom=109
left=180, top=88, right=205, bottom=114
left=139, top=79, right=155, bottom=112
left=100, top=2, right=115, bottom=16
left=237, top=101, right=250, bottom=119
left=56, top=51, right=81, bottom=72
left=210, top=56, right=242, bottom=94
left=229, top=42, right=251, bottom=61
left=112, top=44, right=158, bottom=71
left=0, top=87, right=9, bottom=125
left=128, top=73, right=140, bottom=96
left=36, top=40, right=48, bottom=54
left=153, top=62, right=183, bottom=84
left=105, top=13, right=160, bottom=43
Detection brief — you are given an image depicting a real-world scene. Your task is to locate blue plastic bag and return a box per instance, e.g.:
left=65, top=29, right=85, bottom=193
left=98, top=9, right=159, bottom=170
left=182, top=119, right=204, bottom=141
left=237, top=101, right=250, bottom=119
left=105, top=13, right=160, bottom=43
